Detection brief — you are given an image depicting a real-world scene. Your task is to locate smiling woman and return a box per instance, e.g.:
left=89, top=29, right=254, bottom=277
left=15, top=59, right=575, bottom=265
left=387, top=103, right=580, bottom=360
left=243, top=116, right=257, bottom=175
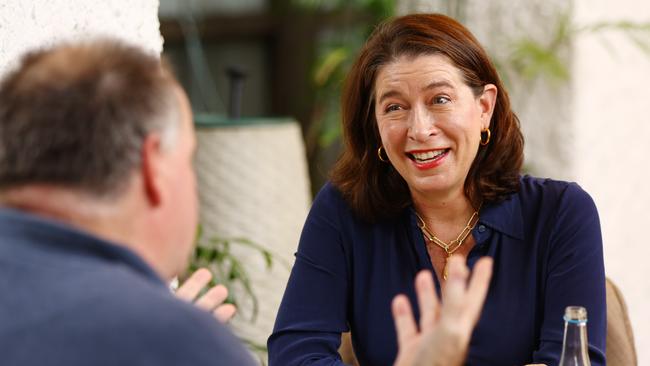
left=269, top=13, right=607, bottom=366
left=373, top=54, right=496, bottom=207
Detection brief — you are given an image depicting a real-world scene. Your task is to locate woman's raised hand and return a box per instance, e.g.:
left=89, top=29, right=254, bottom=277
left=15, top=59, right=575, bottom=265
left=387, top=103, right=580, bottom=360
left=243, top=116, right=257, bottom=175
left=392, top=256, right=493, bottom=366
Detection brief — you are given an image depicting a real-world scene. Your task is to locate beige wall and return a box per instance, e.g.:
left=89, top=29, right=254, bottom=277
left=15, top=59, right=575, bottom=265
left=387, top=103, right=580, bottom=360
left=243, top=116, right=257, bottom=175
left=573, top=0, right=650, bottom=363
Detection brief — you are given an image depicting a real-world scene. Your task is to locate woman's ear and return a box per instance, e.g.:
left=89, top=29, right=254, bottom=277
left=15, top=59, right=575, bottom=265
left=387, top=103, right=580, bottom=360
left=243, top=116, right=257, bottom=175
left=479, top=84, right=497, bottom=129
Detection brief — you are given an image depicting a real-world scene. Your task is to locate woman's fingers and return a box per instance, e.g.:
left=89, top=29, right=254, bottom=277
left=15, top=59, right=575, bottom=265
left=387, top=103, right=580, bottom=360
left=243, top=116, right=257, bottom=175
left=175, top=268, right=212, bottom=302
left=415, top=270, right=439, bottom=331
left=392, top=294, right=418, bottom=349
left=391, top=258, right=494, bottom=366
left=440, top=256, right=493, bottom=330
left=441, top=256, right=470, bottom=312
left=464, top=257, right=493, bottom=323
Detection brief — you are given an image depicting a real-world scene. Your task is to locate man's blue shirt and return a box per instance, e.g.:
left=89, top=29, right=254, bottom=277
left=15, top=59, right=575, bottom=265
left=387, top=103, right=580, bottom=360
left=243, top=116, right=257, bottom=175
left=0, top=208, right=256, bottom=366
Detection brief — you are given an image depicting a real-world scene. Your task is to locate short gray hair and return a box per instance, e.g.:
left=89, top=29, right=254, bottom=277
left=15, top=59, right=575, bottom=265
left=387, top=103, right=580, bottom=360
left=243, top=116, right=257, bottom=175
left=0, top=38, right=181, bottom=197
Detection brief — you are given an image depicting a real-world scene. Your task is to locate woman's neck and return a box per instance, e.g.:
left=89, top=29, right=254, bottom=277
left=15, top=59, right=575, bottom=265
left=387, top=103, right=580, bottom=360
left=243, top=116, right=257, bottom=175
left=411, top=187, right=477, bottom=240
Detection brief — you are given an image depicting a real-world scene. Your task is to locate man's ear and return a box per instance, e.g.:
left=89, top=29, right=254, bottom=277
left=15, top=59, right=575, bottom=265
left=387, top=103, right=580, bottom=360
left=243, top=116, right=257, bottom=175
left=141, top=134, right=165, bottom=207
left=479, top=84, right=497, bottom=129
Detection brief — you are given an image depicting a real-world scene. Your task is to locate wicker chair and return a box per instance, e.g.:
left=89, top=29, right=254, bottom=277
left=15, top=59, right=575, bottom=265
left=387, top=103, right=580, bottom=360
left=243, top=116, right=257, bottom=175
left=606, top=277, right=638, bottom=366
left=339, top=332, right=359, bottom=366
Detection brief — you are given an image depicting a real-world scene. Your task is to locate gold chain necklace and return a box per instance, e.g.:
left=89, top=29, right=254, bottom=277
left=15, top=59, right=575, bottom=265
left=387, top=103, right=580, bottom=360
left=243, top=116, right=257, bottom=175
left=415, top=207, right=480, bottom=280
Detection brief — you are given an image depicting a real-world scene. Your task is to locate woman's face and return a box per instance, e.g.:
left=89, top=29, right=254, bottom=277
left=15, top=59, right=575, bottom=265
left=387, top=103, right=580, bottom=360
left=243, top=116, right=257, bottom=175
left=374, top=54, right=496, bottom=200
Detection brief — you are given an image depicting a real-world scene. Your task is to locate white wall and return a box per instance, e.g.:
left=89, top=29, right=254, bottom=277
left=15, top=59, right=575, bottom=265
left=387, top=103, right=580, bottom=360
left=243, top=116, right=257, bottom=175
left=0, top=0, right=162, bottom=78
left=573, top=0, right=650, bottom=363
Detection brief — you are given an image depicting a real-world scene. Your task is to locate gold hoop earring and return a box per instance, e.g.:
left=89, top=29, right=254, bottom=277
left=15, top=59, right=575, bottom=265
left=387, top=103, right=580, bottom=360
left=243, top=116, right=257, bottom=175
left=377, top=146, right=389, bottom=162
left=480, top=128, right=491, bottom=146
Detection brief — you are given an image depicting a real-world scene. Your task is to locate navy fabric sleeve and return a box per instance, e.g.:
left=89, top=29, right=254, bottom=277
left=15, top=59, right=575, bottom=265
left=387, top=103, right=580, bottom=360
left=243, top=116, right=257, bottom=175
left=268, top=185, right=350, bottom=366
left=532, top=183, right=607, bottom=365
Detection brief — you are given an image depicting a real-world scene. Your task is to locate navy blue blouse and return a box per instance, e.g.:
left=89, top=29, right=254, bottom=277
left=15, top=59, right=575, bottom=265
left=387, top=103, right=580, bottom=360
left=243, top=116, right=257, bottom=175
left=269, top=176, right=606, bottom=366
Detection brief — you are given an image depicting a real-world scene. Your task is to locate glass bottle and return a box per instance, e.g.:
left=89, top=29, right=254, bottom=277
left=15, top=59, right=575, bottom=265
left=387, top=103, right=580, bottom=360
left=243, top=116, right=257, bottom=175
left=558, top=306, right=591, bottom=366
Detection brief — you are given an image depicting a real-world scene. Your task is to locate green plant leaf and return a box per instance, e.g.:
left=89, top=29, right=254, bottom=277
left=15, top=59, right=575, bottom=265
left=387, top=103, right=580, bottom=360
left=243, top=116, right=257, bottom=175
left=314, top=47, right=349, bottom=86
left=509, top=38, right=569, bottom=82
left=195, top=224, right=203, bottom=242
left=627, top=31, right=650, bottom=55
left=189, top=228, right=277, bottom=323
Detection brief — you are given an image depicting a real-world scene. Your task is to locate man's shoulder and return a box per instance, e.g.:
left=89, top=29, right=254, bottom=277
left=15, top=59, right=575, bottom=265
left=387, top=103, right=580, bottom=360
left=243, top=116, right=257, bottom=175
left=1, top=264, right=256, bottom=365
left=92, top=277, right=255, bottom=365
left=70, top=265, right=214, bottom=333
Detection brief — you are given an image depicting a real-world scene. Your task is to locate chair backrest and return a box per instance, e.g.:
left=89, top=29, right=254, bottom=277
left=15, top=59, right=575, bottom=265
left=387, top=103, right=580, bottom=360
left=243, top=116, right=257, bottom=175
left=339, top=332, right=359, bottom=366
left=606, top=277, right=638, bottom=366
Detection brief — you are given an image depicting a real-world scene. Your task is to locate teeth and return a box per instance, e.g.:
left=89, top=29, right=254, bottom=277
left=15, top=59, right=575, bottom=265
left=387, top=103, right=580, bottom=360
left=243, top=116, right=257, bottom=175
left=412, top=150, right=445, bottom=161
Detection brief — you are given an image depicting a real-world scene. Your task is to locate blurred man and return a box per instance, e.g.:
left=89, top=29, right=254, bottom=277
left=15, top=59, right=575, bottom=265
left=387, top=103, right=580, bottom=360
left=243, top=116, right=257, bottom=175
left=0, top=39, right=491, bottom=366
left=0, top=39, right=255, bottom=365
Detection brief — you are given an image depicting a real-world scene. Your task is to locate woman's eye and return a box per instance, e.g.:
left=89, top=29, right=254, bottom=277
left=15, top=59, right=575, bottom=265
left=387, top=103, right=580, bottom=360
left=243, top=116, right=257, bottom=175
left=433, top=96, right=451, bottom=104
left=385, top=104, right=403, bottom=113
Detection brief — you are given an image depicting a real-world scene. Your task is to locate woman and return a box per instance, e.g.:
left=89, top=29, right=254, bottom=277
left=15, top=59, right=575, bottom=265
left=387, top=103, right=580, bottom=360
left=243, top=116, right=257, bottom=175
left=269, top=13, right=606, bottom=366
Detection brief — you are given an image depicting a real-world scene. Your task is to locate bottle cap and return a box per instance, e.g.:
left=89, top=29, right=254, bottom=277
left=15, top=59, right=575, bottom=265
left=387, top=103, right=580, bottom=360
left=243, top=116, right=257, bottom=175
left=564, top=306, right=588, bottom=324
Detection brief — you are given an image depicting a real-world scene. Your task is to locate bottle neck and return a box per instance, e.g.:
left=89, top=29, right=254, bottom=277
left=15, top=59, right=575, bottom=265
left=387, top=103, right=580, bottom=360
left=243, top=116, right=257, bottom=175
left=559, top=320, right=591, bottom=365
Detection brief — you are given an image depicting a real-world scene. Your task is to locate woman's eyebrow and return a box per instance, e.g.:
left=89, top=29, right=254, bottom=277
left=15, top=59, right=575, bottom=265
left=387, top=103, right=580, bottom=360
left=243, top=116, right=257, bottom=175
left=377, top=80, right=454, bottom=104
left=377, top=89, right=402, bottom=104
left=423, top=80, right=453, bottom=92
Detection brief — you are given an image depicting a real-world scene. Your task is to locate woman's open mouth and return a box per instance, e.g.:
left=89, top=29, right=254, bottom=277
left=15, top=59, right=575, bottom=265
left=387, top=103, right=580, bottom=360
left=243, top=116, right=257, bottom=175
left=407, top=149, right=450, bottom=169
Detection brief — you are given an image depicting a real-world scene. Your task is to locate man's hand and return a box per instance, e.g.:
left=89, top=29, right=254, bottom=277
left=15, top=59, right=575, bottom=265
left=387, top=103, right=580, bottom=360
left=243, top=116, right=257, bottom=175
left=392, top=256, right=493, bottom=366
left=175, top=268, right=237, bottom=323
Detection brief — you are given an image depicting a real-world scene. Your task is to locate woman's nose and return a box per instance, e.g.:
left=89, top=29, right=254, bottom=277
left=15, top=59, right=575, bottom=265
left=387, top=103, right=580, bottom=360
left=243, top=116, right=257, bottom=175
left=407, top=105, right=438, bottom=141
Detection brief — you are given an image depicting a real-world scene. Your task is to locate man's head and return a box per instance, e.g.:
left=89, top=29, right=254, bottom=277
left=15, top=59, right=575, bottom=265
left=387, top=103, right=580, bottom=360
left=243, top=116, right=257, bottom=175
left=0, top=39, right=198, bottom=279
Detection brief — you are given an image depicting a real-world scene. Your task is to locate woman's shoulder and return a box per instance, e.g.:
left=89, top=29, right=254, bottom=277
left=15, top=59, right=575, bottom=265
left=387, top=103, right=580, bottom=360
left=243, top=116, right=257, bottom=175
left=519, top=175, right=591, bottom=199
left=311, top=182, right=400, bottom=228
left=308, top=181, right=358, bottom=222
left=517, top=175, right=597, bottom=214
left=314, top=181, right=345, bottom=201
left=311, top=181, right=349, bottom=212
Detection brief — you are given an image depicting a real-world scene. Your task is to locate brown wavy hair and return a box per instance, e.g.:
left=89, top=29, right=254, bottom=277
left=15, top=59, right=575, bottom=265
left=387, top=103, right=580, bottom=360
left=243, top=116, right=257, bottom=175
left=330, top=13, right=524, bottom=222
